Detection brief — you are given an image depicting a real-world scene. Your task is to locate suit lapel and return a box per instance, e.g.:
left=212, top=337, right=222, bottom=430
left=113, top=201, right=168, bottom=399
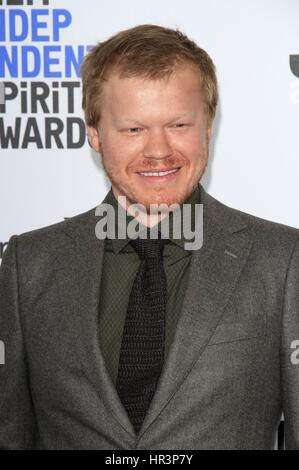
left=54, top=208, right=136, bottom=438
left=137, top=186, right=253, bottom=437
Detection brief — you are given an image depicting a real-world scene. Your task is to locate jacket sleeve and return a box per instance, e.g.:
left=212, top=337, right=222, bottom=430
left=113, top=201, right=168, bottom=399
left=0, top=235, right=37, bottom=449
left=281, top=236, right=299, bottom=449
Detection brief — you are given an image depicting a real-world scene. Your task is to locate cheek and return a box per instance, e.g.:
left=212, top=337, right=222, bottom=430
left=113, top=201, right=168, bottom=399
left=103, top=136, right=142, bottom=168
left=171, top=133, right=206, bottom=159
left=102, top=142, right=136, bottom=173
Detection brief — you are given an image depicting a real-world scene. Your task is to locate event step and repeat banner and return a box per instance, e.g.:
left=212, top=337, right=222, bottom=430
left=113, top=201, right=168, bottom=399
left=1, top=0, right=299, bottom=262
left=0, top=0, right=90, bottom=149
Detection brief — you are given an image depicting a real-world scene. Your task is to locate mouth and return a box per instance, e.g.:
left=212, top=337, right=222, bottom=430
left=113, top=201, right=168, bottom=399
left=136, top=167, right=181, bottom=182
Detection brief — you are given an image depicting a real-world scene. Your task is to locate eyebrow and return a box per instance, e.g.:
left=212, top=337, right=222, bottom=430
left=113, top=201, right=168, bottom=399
left=116, top=113, right=195, bottom=125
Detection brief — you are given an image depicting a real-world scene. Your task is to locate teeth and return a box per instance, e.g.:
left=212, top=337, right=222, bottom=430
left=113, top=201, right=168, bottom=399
left=139, top=168, right=179, bottom=176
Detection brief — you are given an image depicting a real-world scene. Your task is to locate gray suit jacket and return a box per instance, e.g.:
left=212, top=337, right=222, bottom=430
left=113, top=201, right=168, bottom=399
left=1, top=184, right=299, bottom=450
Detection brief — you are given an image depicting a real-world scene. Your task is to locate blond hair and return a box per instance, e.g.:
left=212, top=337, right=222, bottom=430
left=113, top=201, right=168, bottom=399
left=81, top=24, right=218, bottom=128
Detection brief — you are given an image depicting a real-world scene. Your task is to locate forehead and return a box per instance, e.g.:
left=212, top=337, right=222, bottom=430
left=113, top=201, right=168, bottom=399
left=100, top=65, right=204, bottom=117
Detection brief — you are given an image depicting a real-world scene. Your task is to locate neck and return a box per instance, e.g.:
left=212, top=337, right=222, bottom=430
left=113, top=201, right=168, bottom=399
left=112, top=188, right=172, bottom=228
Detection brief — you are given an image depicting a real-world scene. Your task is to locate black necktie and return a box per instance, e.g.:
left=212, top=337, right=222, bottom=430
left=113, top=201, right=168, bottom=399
left=116, top=231, right=168, bottom=434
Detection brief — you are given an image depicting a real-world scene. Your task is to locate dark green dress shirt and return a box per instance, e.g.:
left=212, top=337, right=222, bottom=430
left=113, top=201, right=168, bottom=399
left=98, top=184, right=201, bottom=386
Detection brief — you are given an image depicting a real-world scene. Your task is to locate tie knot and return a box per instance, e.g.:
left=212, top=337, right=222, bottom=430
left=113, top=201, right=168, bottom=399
left=130, top=232, right=168, bottom=260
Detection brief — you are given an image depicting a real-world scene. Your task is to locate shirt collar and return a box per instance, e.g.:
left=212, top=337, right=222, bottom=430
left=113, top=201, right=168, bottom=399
left=101, top=184, right=201, bottom=254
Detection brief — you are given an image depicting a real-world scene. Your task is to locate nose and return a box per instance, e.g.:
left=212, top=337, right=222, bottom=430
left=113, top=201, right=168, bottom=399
left=143, top=128, right=173, bottom=160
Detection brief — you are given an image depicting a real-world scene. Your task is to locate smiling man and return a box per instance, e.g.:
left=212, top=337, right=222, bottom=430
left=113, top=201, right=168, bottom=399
left=0, top=24, right=299, bottom=450
left=87, top=65, right=211, bottom=212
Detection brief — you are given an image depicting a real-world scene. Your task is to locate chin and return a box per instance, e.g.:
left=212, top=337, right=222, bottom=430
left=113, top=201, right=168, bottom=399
left=134, top=190, right=189, bottom=211
left=112, top=178, right=197, bottom=210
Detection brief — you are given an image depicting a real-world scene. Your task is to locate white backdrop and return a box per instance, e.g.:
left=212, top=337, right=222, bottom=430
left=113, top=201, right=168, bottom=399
left=1, top=0, right=299, bottom=252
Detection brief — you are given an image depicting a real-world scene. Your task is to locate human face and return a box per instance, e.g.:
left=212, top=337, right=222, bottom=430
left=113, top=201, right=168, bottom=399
left=88, top=65, right=212, bottom=212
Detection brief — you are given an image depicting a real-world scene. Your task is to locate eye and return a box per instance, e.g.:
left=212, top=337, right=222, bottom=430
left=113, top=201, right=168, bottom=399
left=172, top=123, right=187, bottom=128
left=127, top=127, right=142, bottom=134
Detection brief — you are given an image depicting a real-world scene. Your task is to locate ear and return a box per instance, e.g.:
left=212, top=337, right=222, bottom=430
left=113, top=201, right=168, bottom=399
left=87, top=126, right=102, bottom=153
left=206, top=127, right=212, bottom=144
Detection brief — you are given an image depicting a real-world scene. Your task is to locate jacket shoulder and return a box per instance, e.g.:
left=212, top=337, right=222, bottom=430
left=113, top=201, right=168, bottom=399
left=8, top=206, right=97, bottom=262
left=199, top=186, right=299, bottom=276
left=204, top=188, right=299, bottom=242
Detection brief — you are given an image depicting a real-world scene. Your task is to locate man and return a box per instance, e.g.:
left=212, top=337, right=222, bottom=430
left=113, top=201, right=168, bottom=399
left=0, top=24, right=299, bottom=450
